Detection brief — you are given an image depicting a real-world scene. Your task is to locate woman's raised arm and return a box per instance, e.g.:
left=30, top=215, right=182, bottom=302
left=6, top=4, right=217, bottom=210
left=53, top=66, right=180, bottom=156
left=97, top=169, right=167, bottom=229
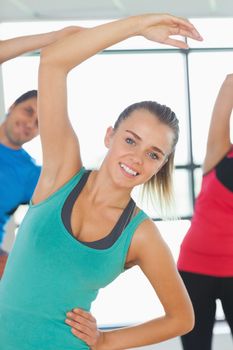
left=203, top=73, right=233, bottom=174
left=37, top=14, right=202, bottom=200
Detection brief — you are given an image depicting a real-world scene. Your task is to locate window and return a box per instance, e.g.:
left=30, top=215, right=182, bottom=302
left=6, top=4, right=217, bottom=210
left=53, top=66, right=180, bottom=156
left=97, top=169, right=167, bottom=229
left=189, top=51, right=233, bottom=164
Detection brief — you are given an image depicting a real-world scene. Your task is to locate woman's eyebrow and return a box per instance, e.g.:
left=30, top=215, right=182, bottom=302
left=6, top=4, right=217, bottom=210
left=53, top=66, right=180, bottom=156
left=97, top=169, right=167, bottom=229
left=125, top=129, right=165, bottom=156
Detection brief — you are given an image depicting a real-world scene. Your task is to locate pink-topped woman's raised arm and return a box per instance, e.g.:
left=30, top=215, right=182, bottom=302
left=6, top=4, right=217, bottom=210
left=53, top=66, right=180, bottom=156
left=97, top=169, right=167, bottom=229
left=203, top=74, right=233, bottom=174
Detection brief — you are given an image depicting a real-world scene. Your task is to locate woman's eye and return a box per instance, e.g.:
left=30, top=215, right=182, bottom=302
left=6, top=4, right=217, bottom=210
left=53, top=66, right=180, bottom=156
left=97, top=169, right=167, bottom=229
left=148, top=152, right=158, bottom=160
left=125, top=137, right=135, bottom=145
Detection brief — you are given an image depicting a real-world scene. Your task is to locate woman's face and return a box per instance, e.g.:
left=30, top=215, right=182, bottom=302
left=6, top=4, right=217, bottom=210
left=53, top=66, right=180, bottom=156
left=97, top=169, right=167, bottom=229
left=104, top=109, right=174, bottom=189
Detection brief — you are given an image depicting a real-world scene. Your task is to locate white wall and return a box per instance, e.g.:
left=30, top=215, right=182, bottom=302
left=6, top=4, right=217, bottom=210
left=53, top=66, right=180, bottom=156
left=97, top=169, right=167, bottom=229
left=0, top=66, right=5, bottom=121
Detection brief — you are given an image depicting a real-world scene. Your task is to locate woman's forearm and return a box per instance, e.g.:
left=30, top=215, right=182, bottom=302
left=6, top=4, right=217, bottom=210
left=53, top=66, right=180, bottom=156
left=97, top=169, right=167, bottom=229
left=40, top=16, right=139, bottom=72
left=100, top=314, right=193, bottom=350
left=212, top=74, right=233, bottom=120
left=206, top=73, right=233, bottom=149
left=40, top=13, right=201, bottom=73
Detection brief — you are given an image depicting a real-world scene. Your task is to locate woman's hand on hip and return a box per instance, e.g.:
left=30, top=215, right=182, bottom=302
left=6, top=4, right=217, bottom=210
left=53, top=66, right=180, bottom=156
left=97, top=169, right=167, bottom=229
left=65, top=308, right=104, bottom=349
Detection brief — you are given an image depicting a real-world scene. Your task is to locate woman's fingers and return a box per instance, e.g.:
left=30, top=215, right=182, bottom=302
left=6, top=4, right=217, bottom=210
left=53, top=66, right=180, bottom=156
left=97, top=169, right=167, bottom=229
left=71, top=327, right=96, bottom=346
left=141, top=13, right=203, bottom=47
left=65, top=308, right=99, bottom=346
left=163, top=37, right=188, bottom=49
left=164, top=26, right=202, bottom=49
left=72, top=308, right=96, bottom=322
left=66, top=311, right=96, bottom=332
left=162, top=14, right=203, bottom=39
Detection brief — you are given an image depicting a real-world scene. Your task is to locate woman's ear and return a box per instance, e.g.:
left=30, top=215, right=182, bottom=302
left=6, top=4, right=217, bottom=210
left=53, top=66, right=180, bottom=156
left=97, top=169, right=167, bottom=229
left=104, top=126, right=114, bottom=148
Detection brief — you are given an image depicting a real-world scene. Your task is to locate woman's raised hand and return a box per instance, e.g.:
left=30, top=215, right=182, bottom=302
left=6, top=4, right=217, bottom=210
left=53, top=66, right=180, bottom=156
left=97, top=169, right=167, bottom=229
left=138, top=13, right=203, bottom=48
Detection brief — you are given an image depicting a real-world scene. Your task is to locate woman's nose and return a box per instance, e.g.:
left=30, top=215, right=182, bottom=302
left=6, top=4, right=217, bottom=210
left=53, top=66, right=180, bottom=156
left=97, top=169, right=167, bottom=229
left=130, top=150, right=143, bottom=165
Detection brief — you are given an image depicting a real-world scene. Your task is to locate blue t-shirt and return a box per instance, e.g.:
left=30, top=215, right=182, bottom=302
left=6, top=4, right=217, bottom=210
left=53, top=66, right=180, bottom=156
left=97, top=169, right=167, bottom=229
left=0, top=143, right=41, bottom=244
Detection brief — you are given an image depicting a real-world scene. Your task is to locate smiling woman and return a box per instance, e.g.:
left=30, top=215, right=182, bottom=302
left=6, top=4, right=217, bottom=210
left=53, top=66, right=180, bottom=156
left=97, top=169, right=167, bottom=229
left=0, top=13, right=203, bottom=350
left=105, top=103, right=176, bottom=208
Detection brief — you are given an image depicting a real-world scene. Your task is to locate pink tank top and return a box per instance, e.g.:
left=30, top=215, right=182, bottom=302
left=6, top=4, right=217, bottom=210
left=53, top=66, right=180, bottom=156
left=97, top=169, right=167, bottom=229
left=178, top=146, right=233, bottom=276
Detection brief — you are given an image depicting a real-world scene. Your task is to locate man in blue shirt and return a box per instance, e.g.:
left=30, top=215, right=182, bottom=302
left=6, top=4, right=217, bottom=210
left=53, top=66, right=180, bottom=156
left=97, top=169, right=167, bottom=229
left=0, top=90, right=41, bottom=277
left=0, top=25, right=81, bottom=277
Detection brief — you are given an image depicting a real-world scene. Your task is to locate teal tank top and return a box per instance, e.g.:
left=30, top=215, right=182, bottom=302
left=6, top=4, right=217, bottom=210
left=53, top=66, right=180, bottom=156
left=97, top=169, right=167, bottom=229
left=0, top=167, right=148, bottom=350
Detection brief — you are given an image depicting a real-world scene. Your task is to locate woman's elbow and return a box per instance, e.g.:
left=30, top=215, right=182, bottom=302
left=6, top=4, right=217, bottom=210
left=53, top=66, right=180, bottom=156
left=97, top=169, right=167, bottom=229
left=40, top=46, right=54, bottom=66
left=180, top=316, right=195, bottom=335
left=40, top=47, right=70, bottom=74
left=176, top=307, right=195, bottom=336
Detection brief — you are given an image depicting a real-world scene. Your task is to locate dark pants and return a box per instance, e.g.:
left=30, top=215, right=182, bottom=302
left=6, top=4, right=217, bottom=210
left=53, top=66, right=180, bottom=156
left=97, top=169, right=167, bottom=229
left=179, top=271, right=233, bottom=350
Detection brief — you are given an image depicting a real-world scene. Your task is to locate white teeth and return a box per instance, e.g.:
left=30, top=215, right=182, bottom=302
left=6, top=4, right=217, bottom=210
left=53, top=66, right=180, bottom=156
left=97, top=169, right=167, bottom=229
left=120, top=163, right=137, bottom=176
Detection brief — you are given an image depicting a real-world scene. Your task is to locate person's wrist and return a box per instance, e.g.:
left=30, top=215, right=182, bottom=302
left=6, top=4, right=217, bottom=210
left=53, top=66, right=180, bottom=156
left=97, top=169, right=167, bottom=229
left=132, top=14, right=148, bottom=36
left=121, top=15, right=145, bottom=38
left=53, top=26, right=79, bottom=42
left=133, top=13, right=162, bottom=37
left=92, top=330, right=109, bottom=350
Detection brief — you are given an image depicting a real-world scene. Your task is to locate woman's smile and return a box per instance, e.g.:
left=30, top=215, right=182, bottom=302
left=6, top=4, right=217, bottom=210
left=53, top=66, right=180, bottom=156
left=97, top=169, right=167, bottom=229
left=119, top=162, right=139, bottom=177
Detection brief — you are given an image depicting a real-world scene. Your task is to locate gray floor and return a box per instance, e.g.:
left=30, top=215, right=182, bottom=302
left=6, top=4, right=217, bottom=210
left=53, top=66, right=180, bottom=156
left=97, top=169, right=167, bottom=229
left=131, top=332, right=232, bottom=350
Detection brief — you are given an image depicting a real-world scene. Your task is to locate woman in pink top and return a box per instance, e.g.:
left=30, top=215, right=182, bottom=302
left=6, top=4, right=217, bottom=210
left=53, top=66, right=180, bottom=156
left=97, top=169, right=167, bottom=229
left=178, top=74, right=233, bottom=350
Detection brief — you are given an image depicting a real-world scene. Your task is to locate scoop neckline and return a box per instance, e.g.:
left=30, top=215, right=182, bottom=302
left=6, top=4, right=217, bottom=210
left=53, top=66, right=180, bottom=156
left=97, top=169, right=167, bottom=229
left=58, top=209, right=145, bottom=254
